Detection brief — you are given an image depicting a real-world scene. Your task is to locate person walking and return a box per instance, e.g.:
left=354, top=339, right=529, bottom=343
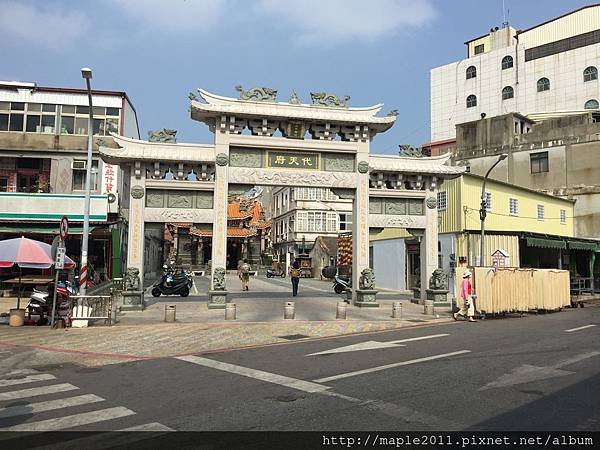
left=289, top=260, right=301, bottom=297
left=454, top=269, right=477, bottom=322
left=238, top=259, right=251, bottom=291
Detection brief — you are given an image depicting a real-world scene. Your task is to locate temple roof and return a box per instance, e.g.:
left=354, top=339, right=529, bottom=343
left=190, top=88, right=397, bottom=133
left=190, top=228, right=257, bottom=238
left=369, top=153, right=465, bottom=177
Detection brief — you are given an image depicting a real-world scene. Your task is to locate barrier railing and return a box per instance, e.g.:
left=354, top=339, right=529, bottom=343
left=70, top=295, right=114, bottom=326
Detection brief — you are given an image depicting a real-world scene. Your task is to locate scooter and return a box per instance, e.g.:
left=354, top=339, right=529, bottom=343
left=152, top=272, right=190, bottom=297
left=266, top=268, right=286, bottom=278
left=333, top=274, right=351, bottom=294
left=27, top=281, right=75, bottom=325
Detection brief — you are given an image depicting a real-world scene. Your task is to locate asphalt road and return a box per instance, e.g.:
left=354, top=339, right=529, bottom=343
left=1, top=304, right=599, bottom=438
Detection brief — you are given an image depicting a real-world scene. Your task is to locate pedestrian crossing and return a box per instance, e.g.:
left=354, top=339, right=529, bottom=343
left=0, top=363, right=173, bottom=432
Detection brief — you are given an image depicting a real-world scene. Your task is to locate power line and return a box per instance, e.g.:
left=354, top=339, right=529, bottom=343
left=463, top=206, right=575, bottom=220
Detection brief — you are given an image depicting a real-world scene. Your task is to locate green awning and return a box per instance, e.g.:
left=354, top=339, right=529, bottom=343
left=0, top=226, right=95, bottom=235
left=567, top=240, right=598, bottom=251
left=526, top=237, right=567, bottom=249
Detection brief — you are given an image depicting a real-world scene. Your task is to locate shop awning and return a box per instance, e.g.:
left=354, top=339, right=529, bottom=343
left=567, top=240, right=598, bottom=251
left=0, top=226, right=96, bottom=235
left=526, top=237, right=566, bottom=249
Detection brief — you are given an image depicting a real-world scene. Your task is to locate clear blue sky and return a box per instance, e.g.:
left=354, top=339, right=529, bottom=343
left=1, top=0, right=593, bottom=154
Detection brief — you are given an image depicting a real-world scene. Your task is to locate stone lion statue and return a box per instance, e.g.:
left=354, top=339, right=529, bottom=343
left=359, top=268, right=375, bottom=290
left=125, top=267, right=140, bottom=291
left=213, top=267, right=226, bottom=291
left=429, top=268, right=448, bottom=290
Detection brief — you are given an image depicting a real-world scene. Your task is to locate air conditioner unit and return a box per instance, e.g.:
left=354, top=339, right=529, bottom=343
left=71, top=160, right=86, bottom=170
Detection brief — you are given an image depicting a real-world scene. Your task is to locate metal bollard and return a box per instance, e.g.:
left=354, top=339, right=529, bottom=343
left=423, top=300, right=435, bottom=316
left=336, top=301, right=347, bottom=320
left=164, top=304, right=176, bottom=322
left=392, top=301, right=402, bottom=319
left=225, top=303, right=236, bottom=320
left=284, top=301, right=295, bottom=320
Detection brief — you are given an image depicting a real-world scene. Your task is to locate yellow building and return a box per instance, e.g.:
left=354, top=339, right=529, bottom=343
left=438, top=174, right=598, bottom=298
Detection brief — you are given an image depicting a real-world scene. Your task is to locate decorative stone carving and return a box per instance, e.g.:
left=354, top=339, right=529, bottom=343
left=188, top=92, right=198, bottom=101
left=167, top=191, right=193, bottom=208
left=195, top=191, right=214, bottom=209
left=310, top=123, right=340, bottom=140
left=216, top=153, right=229, bottom=166
left=148, top=128, right=177, bottom=143
left=357, top=161, right=369, bottom=173
left=213, top=267, right=226, bottom=290
left=288, top=89, right=301, bottom=104
left=144, top=208, right=214, bottom=223
left=322, top=154, right=354, bottom=172
left=228, top=167, right=356, bottom=188
left=125, top=267, right=140, bottom=291
left=426, top=197, right=437, bottom=209
left=229, top=149, right=262, bottom=168
left=130, top=185, right=145, bottom=199
left=359, top=268, right=375, bottom=290
left=310, top=92, right=350, bottom=107
left=369, top=198, right=383, bottom=214
left=399, top=144, right=424, bottom=158
left=369, top=215, right=426, bottom=229
left=235, top=85, right=278, bottom=102
left=387, top=110, right=399, bottom=116
left=385, top=198, right=407, bottom=215
left=145, top=190, right=164, bottom=208
left=429, top=268, right=448, bottom=290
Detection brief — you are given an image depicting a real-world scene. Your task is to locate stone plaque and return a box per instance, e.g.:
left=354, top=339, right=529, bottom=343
left=369, top=198, right=384, bottom=214
left=323, top=153, right=355, bottom=172
left=286, top=122, right=306, bottom=139
left=267, top=151, right=319, bottom=169
left=408, top=199, right=424, bottom=215
left=385, top=198, right=407, bottom=215
left=167, top=191, right=193, bottom=208
left=146, top=190, right=164, bottom=208
left=229, top=148, right=262, bottom=168
left=195, top=191, right=214, bottom=209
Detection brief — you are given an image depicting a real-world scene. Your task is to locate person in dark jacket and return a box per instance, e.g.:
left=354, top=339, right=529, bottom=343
left=289, top=260, right=301, bottom=296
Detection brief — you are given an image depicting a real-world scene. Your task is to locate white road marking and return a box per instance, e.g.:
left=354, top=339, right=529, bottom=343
left=0, top=383, right=79, bottom=401
left=314, top=350, right=472, bottom=383
left=175, top=355, right=330, bottom=393
left=0, top=373, right=56, bottom=388
left=564, top=324, right=597, bottom=333
left=118, top=422, right=174, bottom=432
left=480, top=351, right=600, bottom=390
left=307, top=333, right=449, bottom=356
left=0, top=394, right=105, bottom=419
left=1, top=406, right=136, bottom=431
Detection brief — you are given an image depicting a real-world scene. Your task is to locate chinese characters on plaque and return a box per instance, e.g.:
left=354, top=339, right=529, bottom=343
left=267, top=152, right=319, bottom=169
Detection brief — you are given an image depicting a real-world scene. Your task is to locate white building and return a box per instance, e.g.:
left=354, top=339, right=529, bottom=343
left=0, top=80, right=140, bottom=279
left=430, top=4, right=600, bottom=143
left=270, top=186, right=352, bottom=270
left=271, top=187, right=352, bottom=267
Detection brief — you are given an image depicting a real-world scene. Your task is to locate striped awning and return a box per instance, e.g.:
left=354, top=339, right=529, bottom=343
left=526, top=237, right=566, bottom=249
left=567, top=240, right=598, bottom=251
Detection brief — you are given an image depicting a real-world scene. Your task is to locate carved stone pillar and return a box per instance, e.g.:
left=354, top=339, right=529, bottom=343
left=124, top=165, right=146, bottom=310
left=420, top=186, right=439, bottom=304
left=353, top=146, right=374, bottom=306
left=209, top=130, right=230, bottom=308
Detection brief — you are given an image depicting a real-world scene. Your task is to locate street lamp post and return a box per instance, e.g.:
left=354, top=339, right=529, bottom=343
left=479, top=153, right=508, bottom=267
left=79, top=67, right=94, bottom=295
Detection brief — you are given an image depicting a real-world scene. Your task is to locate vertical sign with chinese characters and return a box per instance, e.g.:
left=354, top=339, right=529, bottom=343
left=102, top=163, right=118, bottom=195
left=267, top=152, right=319, bottom=170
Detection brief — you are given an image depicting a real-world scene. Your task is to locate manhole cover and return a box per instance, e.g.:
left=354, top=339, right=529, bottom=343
left=278, top=334, right=309, bottom=340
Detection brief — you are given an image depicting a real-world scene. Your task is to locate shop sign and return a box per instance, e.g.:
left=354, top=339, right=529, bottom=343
left=267, top=151, right=319, bottom=169
left=491, top=249, right=510, bottom=267
left=102, top=163, right=118, bottom=194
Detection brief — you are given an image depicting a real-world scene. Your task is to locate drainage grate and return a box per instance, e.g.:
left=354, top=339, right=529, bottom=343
left=278, top=334, right=309, bottom=340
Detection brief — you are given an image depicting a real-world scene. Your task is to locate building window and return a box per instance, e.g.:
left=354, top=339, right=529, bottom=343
left=466, top=66, right=477, bottom=79
left=296, top=211, right=338, bottom=232
left=72, top=159, right=99, bottom=191
left=294, top=187, right=338, bottom=201
left=537, top=204, right=545, bottom=221
left=474, top=44, right=484, bottom=55
left=509, top=198, right=518, bottom=216
left=584, top=99, right=599, bottom=109
left=501, top=55, right=513, bottom=70
left=530, top=151, right=549, bottom=173
left=502, top=86, right=514, bottom=100
left=466, top=95, right=477, bottom=108
left=60, top=105, right=119, bottom=136
left=0, top=178, right=7, bottom=192
left=437, top=191, right=447, bottom=210
left=537, top=77, right=550, bottom=92
left=484, top=192, right=492, bottom=211
left=583, top=66, right=598, bottom=82
left=339, top=213, right=352, bottom=231
left=560, top=209, right=566, bottom=224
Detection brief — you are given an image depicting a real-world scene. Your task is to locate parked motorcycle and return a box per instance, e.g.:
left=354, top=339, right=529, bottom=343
left=266, top=268, right=286, bottom=278
left=333, top=274, right=351, bottom=294
left=152, top=270, right=190, bottom=297
left=27, top=281, right=75, bottom=325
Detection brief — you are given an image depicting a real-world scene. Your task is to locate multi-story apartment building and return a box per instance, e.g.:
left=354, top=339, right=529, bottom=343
left=0, top=80, right=140, bottom=280
left=429, top=4, right=600, bottom=145
left=270, top=186, right=352, bottom=270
